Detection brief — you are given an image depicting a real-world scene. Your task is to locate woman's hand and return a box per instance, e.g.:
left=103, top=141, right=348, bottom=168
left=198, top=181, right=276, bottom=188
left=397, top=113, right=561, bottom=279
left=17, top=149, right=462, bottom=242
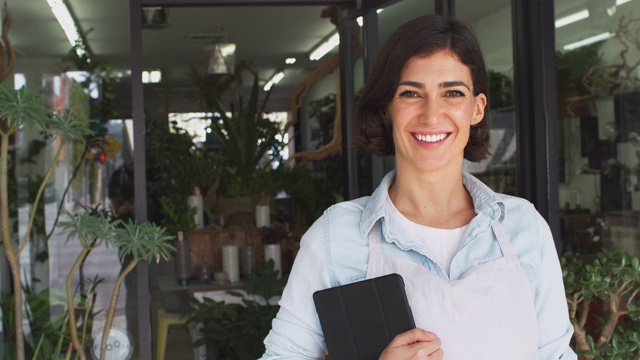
left=379, top=328, right=443, bottom=359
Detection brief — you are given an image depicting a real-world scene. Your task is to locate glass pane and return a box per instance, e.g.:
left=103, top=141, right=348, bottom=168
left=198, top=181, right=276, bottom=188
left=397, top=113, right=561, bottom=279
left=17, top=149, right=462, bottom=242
left=556, top=0, right=640, bottom=256
left=377, top=0, right=434, bottom=175
left=459, top=0, right=517, bottom=195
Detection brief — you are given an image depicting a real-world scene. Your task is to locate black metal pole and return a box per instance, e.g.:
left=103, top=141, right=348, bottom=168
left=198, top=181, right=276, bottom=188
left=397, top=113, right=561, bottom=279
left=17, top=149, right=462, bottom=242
left=129, top=1, right=152, bottom=359
left=512, top=0, right=561, bottom=251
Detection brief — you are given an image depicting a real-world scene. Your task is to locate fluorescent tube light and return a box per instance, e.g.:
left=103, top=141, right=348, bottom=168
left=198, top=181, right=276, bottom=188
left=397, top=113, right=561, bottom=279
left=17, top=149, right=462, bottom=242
left=555, top=9, right=589, bottom=28
left=285, top=58, right=296, bottom=64
left=47, top=0, right=85, bottom=56
left=563, top=32, right=613, bottom=50
left=309, top=32, right=340, bottom=61
left=264, top=71, right=284, bottom=91
left=616, top=0, right=631, bottom=5
left=357, top=8, right=384, bottom=27
left=142, top=70, right=162, bottom=84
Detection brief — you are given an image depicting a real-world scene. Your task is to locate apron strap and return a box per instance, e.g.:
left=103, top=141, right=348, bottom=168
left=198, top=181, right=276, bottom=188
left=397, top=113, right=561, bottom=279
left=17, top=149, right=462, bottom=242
left=367, top=220, right=383, bottom=254
left=366, top=220, right=383, bottom=277
left=491, top=219, right=517, bottom=258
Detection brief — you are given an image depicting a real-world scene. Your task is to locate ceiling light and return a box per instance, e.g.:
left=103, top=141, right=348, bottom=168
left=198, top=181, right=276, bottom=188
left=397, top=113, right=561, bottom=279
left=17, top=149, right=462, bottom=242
left=357, top=9, right=384, bottom=27
left=555, top=9, right=589, bottom=28
left=616, top=0, right=632, bottom=4
left=47, top=0, right=86, bottom=57
left=309, top=32, right=340, bottom=61
left=264, top=71, right=284, bottom=91
left=204, top=24, right=236, bottom=75
left=563, top=32, right=613, bottom=50
left=285, top=58, right=296, bottom=65
left=141, top=7, right=169, bottom=29
left=142, top=70, right=162, bottom=84
left=205, top=43, right=236, bottom=74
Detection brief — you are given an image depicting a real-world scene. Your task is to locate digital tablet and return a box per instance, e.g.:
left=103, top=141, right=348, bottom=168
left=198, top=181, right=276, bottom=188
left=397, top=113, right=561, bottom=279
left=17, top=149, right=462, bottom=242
left=313, top=273, right=415, bottom=360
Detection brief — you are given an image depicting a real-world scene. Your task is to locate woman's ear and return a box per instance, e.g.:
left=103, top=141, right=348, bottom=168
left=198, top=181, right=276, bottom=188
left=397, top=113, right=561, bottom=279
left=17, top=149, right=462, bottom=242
left=471, top=93, right=487, bottom=125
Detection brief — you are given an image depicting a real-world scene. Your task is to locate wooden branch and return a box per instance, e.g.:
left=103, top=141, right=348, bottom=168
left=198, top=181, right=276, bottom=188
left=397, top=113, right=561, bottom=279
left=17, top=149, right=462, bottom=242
left=564, top=15, right=640, bottom=116
left=285, top=81, right=342, bottom=166
left=597, top=293, right=622, bottom=347
left=283, top=5, right=363, bottom=167
left=578, top=299, right=589, bottom=329
left=567, top=298, right=578, bottom=320
left=0, top=12, right=14, bottom=83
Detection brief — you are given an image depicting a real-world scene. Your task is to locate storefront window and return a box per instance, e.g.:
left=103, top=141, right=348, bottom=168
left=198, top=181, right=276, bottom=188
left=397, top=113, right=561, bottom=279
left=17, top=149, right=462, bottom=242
left=556, top=0, right=640, bottom=255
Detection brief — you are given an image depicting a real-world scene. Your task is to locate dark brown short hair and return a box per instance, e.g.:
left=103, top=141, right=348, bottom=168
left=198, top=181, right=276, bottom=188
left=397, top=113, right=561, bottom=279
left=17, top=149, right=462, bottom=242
left=354, top=15, right=491, bottom=162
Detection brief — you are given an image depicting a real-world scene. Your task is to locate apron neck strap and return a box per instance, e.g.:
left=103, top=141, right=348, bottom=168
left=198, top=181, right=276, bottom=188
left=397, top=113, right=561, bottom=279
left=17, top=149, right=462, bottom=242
left=491, top=219, right=516, bottom=257
left=368, top=220, right=383, bottom=254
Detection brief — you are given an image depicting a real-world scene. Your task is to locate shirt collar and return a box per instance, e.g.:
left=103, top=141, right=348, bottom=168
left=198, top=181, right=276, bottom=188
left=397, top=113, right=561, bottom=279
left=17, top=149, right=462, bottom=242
left=359, top=170, right=504, bottom=238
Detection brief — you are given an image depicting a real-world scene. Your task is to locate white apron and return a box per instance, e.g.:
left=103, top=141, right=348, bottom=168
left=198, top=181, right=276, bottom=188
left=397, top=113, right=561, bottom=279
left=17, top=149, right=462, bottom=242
left=366, top=219, right=538, bottom=359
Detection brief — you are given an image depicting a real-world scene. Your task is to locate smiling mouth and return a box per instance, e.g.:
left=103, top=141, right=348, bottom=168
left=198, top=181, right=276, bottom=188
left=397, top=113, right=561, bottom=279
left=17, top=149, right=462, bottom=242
left=413, top=133, right=449, bottom=142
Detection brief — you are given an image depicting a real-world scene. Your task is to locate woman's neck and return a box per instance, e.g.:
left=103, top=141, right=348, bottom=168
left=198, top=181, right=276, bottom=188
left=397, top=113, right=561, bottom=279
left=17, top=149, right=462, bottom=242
left=389, top=168, right=475, bottom=229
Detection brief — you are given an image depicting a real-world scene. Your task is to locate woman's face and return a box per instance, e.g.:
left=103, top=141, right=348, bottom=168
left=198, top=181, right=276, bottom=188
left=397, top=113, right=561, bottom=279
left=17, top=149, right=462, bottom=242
left=388, top=50, right=487, bottom=174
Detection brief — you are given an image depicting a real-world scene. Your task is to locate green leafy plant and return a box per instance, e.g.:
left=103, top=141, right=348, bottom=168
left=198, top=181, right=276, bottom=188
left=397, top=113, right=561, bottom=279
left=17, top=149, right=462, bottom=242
left=57, top=208, right=175, bottom=360
left=487, top=69, right=513, bottom=110
left=562, top=249, right=640, bottom=359
left=0, top=84, right=93, bottom=360
left=207, top=70, right=285, bottom=197
left=158, top=196, right=197, bottom=235
left=184, top=260, right=287, bottom=360
left=146, top=121, right=221, bottom=224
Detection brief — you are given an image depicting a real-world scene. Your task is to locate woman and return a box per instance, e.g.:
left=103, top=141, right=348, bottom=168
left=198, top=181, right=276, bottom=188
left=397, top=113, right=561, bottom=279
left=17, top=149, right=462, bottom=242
left=261, top=15, right=576, bottom=359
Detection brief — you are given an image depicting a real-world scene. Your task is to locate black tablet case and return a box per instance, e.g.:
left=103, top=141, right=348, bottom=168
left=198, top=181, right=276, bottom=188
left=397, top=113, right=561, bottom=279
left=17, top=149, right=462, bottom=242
left=313, top=273, right=415, bottom=360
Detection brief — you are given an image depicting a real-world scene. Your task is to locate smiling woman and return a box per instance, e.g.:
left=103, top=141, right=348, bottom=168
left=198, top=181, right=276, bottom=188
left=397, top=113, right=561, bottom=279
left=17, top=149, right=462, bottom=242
left=260, top=14, right=577, bottom=360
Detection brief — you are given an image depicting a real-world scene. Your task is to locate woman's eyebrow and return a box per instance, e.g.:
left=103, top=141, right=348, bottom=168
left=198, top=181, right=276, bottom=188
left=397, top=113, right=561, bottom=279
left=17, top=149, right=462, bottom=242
left=397, top=80, right=471, bottom=91
left=398, top=80, right=423, bottom=88
left=440, top=81, right=471, bottom=90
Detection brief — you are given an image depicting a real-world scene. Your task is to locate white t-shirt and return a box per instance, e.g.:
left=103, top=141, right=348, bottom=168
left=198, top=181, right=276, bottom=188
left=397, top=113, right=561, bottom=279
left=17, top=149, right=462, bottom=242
left=386, top=197, right=468, bottom=276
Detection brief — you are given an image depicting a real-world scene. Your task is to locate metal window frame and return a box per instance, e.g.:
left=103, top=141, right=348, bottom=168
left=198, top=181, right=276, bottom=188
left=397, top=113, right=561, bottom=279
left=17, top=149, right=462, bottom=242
left=511, top=0, right=561, bottom=251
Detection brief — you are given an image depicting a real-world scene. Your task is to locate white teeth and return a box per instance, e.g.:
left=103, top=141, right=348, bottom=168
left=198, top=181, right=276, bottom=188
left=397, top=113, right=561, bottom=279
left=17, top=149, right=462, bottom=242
left=415, top=133, right=446, bottom=142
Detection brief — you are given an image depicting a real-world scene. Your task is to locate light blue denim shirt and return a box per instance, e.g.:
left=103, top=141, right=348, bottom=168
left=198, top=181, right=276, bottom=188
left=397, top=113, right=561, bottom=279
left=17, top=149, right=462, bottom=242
left=261, top=170, right=576, bottom=359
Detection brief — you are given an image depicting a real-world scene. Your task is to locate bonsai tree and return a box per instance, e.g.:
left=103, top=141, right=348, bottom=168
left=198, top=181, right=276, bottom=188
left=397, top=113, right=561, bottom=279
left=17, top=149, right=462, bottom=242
left=562, top=249, right=640, bottom=359
left=0, top=84, right=92, bottom=360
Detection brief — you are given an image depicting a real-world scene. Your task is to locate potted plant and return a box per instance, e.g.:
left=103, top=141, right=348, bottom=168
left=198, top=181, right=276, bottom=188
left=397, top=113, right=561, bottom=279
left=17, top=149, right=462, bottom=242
left=207, top=70, right=284, bottom=197
left=562, top=249, right=640, bottom=359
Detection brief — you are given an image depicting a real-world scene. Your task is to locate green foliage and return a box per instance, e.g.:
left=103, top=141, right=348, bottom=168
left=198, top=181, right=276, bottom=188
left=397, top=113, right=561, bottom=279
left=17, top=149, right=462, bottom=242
left=113, top=219, right=175, bottom=263
left=0, top=85, right=50, bottom=135
left=562, top=249, right=640, bottom=359
left=207, top=72, right=285, bottom=196
left=57, top=209, right=115, bottom=249
left=309, top=93, right=337, bottom=147
left=184, top=260, right=286, bottom=360
left=556, top=42, right=604, bottom=97
left=1, top=282, right=99, bottom=360
left=487, top=69, right=513, bottom=110
left=146, top=121, right=221, bottom=223
left=159, top=196, right=197, bottom=235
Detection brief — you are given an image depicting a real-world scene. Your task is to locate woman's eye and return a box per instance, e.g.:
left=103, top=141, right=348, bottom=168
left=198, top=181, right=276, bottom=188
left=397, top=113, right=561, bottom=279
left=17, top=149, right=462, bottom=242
left=399, top=90, right=419, bottom=98
left=446, top=90, right=466, bottom=97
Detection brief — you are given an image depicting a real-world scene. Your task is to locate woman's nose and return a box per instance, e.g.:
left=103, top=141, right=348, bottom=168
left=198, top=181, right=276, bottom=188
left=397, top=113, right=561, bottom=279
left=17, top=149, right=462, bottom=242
left=419, top=98, right=440, bottom=125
